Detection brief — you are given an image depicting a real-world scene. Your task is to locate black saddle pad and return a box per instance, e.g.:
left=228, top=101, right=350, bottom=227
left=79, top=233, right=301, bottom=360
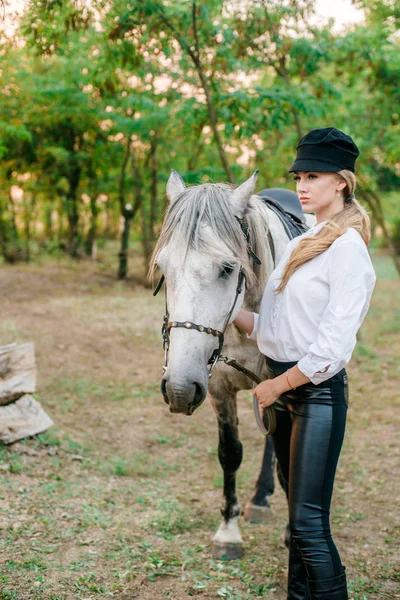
left=257, top=188, right=309, bottom=240
left=258, top=188, right=305, bottom=224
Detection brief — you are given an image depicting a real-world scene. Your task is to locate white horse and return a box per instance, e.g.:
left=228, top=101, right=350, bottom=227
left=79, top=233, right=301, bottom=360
left=150, top=170, right=311, bottom=559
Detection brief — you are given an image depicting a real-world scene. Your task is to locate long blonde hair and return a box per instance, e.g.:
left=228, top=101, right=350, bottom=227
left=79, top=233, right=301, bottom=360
left=275, top=170, right=371, bottom=294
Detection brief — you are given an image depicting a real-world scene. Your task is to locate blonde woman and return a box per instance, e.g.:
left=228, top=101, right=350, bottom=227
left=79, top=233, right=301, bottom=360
left=233, top=128, right=376, bottom=600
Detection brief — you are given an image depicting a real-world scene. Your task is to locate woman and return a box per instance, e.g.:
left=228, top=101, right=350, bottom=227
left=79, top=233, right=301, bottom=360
left=233, top=127, right=376, bottom=600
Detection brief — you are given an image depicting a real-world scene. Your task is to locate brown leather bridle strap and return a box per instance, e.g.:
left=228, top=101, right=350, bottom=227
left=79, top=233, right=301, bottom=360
left=166, top=320, right=224, bottom=355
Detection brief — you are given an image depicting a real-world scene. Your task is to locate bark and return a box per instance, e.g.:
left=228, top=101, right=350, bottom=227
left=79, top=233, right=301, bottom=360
left=118, top=210, right=133, bottom=280
left=44, top=204, right=53, bottom=241
left=8, top=189, right=20, bottom=251
left=23, top=189, right=37, bottom=262
left=131, top=145, right=152, bottom=268
left=0, top=343, right=36, bottom=406
left=0, top=395, right=54, bottom=445
left=0, top=194, right=20, bottom=263
left=140, top=197, right=152, bottom=267
left=85, top=157, right=99, bottom=259
left=0, top=343, right=53, bottom=445
left=0, top=195, right=9, bottom=260
left=86, top=195, right=98, bottom=260
left=117, top=141, right=132, bottom=280
left=66, top=156, right=81, bottom=257
left=24, top=197, right=31, bottom=262
left=117, top=142, right=143, bottom=280
left=148, top=135, right=158, bottom=242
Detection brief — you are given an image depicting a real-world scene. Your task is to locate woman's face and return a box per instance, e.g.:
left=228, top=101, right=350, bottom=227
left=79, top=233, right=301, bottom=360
left=293, top=171, right=346, bottom=222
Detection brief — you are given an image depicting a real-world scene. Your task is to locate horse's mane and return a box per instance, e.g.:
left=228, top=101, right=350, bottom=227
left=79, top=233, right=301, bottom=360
left=149, top=183, right=272, bottom=297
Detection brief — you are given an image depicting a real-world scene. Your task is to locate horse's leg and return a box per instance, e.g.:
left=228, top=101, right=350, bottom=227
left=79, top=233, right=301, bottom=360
left=244, top=407, right=291, bottom=547
left=211, top=388, right=244, bottom=560
left=244, top=433, right=275, bottom=523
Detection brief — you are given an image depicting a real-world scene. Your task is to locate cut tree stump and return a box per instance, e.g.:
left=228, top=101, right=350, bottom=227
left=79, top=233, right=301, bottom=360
left=0, top=343, right=36, bottom=406
left=0, top=343, right=53, bottom=444
left=0, top=395, right=54, bottom=444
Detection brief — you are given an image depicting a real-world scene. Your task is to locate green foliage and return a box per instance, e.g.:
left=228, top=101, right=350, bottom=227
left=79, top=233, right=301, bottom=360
left=0, top=0, right=399, bottom=271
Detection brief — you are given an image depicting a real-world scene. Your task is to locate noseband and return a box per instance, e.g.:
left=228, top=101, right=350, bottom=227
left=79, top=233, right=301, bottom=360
left=153, top=216, right=276, bottom=436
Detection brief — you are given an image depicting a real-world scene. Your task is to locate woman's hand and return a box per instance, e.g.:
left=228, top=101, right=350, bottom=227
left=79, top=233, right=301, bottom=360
left=253, top=379, right=281, bottom=409
left=232, top=309, right=255, bottom=337
left=253, top=367, right=310, bottom=409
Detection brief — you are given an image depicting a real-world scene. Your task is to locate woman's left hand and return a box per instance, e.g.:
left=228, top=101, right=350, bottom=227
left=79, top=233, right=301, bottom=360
left=253, top=379, right=281, bottom=409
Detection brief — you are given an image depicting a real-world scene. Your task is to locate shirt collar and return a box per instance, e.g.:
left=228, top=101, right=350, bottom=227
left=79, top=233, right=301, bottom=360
left=308, top=220, right=327, bottom=235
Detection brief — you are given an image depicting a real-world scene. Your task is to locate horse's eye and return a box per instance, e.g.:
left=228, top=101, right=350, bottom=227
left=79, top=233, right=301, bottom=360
left=219, top=264, right=234, bottom=279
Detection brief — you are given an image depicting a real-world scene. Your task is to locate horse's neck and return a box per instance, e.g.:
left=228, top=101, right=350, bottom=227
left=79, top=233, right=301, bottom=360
left=243, top=199, right=291, bottom=312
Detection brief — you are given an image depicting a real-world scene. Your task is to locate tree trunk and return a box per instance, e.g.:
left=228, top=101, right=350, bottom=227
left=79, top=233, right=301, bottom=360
left=149, top=135, right=158, bottom=242
left=86, top=195, right=99, bottom=260
left=24, top=202, right=31, bottom=262
left=118, top=209, right=133, bottom=280
left=117, top=141, right=135, bottom=280
left=23, top=190, right=36, bottom=262
left=85, top=156, right=99, bottom=258
left=187, top=120, right=206, bottom=172
left=66, top=156, right=81, bottom=257
left=0, top=194, right=18, bottom=263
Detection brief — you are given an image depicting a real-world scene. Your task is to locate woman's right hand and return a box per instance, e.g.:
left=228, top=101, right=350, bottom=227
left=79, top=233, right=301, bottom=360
left=232, top=309, right=255, bottom=336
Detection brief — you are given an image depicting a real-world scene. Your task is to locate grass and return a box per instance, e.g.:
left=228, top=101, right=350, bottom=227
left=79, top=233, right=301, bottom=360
left=0, top=252, right=398, bottom=599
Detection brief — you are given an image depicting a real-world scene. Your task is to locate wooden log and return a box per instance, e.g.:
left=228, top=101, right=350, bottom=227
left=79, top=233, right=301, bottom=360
left=0, top=343, right=36, bottom=406
left=0, top=394, right=54, bottom=445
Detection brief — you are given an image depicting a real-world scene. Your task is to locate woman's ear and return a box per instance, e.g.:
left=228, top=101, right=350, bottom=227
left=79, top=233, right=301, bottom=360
left=336, top=177, right=347, bottom=193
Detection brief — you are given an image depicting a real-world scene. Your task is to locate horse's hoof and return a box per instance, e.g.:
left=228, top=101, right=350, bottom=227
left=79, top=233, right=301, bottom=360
left=243, top=502, right=272, bottom=523
left=212, top=541, right=243, bottom=561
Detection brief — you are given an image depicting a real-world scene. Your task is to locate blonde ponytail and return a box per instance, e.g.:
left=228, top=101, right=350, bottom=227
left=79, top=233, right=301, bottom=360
left=275, top=170, right=371, bottom=294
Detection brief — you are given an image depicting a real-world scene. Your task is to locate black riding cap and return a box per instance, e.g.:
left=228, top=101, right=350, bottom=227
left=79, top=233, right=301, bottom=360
left=289, top=127, right=360, bottom=173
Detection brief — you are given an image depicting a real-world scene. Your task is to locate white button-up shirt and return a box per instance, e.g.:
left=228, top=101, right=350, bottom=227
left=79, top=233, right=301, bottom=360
left=249, top=222, right=376, bottom=384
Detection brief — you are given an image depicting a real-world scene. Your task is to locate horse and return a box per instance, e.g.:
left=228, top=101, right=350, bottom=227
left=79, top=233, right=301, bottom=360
left=150, top=170, right=312, bottom=560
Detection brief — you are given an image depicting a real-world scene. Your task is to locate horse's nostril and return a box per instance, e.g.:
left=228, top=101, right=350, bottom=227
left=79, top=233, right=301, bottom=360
left=194, top=383, right=203, bottom=406
left=161, top=379, right=169, bottom=404
left=187, top=383, right=205, bottom=414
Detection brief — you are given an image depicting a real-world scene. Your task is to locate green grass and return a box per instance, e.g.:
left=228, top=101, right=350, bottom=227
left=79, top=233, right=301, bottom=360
left=0, top=254, right=398, bottom=599
left=370, top=248, right=399, bottom=281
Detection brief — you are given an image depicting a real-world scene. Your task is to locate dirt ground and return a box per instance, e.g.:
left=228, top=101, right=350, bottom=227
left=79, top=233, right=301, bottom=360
left=0, top=253, right=399, bottom=600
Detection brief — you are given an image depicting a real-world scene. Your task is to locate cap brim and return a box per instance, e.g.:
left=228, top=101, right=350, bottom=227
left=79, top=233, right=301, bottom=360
left=288, top=158, right=342, bottom=173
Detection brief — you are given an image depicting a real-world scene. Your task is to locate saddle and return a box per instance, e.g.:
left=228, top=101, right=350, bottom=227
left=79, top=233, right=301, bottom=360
left=258, top=188, right=305, bottom=223
left=257, top=188, right=309, bottom=240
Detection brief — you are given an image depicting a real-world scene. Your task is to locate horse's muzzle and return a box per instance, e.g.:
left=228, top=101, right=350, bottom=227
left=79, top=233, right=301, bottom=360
left=161, top=378, right=205, bottom=416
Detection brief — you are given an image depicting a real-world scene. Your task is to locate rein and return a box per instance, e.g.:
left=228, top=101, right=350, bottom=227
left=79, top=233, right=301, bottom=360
left=153, top=215, right=276, bottom=437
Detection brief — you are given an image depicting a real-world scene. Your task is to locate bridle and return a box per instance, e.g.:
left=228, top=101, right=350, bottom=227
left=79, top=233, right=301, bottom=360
left=153, top=216, right=276, bottom=436
left=159, top=266, right=245, bottom=376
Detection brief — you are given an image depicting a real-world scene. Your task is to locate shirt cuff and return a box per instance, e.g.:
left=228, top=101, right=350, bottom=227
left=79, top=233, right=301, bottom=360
left=247, top=312, right=259, bottom=341
left=297, top=355, right=342, bottom=385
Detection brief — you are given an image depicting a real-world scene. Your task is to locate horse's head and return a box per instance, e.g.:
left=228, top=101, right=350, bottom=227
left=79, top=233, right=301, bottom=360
left=150, top=170, right=266, bottom=416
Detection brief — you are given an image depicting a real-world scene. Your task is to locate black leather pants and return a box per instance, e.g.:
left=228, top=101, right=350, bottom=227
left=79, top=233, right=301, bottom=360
left=266, top=357, right=349, bottom=600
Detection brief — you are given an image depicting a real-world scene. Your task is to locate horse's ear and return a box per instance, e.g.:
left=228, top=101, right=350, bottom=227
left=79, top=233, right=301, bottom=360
left=166, top=170, right=186, bottom=204
left=231, top=171, right=259, bottom=216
